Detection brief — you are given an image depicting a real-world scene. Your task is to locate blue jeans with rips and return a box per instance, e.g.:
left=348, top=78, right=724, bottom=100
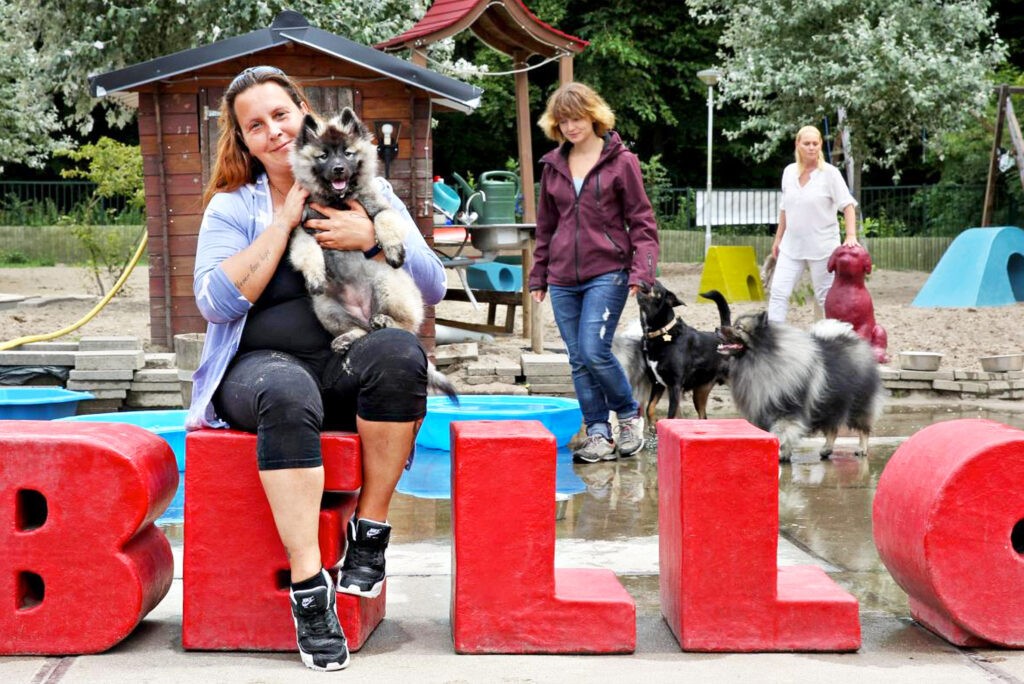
left=548, top=270, right=638, bottom=437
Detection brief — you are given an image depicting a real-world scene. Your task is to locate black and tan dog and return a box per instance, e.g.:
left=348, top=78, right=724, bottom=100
left=633, top=282, right=731, bottom=421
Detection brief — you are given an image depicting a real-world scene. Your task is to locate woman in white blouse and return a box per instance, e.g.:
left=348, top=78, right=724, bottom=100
left=768, top=125, right=859, bottom=322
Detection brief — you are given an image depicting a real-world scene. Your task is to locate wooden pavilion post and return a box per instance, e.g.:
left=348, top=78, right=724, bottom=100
left=982, top=85, right=1008, bottom=228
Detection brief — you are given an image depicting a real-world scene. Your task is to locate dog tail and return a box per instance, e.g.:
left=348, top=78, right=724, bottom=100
left=427, top=363, right=460, bottom=405
left=698, top=289, right=731, bottom=328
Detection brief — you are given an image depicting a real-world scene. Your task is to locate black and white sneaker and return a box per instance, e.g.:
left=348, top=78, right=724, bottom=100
left=290, top=568, right=350, bottom=671
left=336, top=517, right=391, bottom=598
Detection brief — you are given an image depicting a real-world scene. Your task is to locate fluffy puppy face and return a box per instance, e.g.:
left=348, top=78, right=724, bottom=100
left=290, top=108, right=378, bottom=204
left=716, top=311, right=766, bottom=358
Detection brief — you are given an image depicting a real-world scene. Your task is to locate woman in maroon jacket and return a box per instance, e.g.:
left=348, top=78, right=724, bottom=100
left=529, top=82, right=659, bottom=463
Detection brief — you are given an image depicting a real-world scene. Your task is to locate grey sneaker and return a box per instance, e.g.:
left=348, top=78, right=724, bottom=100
left=290, top=568, right=350, bottom=672
left=616, top=415, right=645, bottom=457
left=573, top=433, right=616, bottom=463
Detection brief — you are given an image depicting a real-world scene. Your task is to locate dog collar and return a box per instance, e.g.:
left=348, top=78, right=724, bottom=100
left=363, top=242, right=383, bottom=259
left=646, top=317, right=682, bottom=342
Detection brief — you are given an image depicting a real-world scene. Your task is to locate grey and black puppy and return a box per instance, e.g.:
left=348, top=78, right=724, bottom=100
left=289, top=108, right=456, bottom=399
left=717, top=313, right=884, bottom=461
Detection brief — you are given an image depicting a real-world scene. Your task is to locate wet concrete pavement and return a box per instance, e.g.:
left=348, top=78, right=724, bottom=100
left=8, top=401, right=1024, bottom=682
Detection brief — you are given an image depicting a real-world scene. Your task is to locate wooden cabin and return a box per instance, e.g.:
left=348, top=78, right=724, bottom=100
left=90, top=10, right=481, bottom=348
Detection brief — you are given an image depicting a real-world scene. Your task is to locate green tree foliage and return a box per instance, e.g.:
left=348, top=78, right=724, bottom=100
left=0, top=0, right=437, bottom=169
left=686, top=0, right=1007, bottom=180
left=55, top=138, right=144, bottom=294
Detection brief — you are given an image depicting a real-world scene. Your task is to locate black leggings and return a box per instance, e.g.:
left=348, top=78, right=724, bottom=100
left=213, top=327, right=428, bottom=470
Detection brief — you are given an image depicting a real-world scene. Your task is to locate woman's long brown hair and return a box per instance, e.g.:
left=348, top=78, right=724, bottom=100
left=201, top=67, right=313, bottom=207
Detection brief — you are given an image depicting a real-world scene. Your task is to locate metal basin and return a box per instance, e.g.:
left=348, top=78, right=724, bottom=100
left=979, top=354, right=1024, bottom=372
left=898, top=351, right=943, bottom=372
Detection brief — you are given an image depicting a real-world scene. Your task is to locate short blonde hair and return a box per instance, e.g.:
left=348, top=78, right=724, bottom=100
left=794, top=125, right=826, bottom=173
left=537, top=82, right=615, bottom=143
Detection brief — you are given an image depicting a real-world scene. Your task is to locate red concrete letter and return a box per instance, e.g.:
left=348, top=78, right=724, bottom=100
left=182, top=429, right=384, bottom=651
left=658, top=419, right=860, bottom=651
left=450, top=420, right=636, bottom=654
left=874, top=418, right=1024, bottom=646
left=0, top=421, right=176, bottom=654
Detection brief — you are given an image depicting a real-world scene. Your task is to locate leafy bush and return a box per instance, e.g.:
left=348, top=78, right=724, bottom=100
left=53, top=138, right=145, bottom=294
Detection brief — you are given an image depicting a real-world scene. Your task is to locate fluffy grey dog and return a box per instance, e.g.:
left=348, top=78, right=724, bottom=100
left=717, top=312, right=884, bottom=461
left=289, top=108, right=456, bottom=399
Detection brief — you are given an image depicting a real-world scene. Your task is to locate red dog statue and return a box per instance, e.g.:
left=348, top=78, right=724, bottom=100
left=824, top=244, right=889, bottom=363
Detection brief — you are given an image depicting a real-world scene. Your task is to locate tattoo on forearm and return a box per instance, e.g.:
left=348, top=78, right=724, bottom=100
left=233, top=247, right=273, bottom=290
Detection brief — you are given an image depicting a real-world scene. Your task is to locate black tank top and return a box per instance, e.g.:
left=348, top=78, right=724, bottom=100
left=238, top=256, right=334, bottom=372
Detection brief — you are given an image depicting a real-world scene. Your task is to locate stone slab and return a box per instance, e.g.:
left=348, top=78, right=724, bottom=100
left=0, top=350, right=76, bottom=366
left=79, top=336, right=143, bottom=352
left=129, top=382, right=182, bottom=393
left=18, top=342, right=80, bottom=352
left=144, top=353, right=177, bottom=369
left=521, top=353, right=571, bottom=376
left=125, top=392, right=183, bottom=408
left=67, top=380, right=132, bottom=391
left=133, top=368, right=178, bottom=383
left=74, top=350, right=146, bottom=371
left=82, top=389, right=128, bottom=400
left=69, top=369, right=136, bottom=381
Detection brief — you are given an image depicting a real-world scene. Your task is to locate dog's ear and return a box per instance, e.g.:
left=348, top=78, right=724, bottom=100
left=340, top=107, right=371, bottom=141
left=666, top=289, right=683, bottom=308
left=298, top=114, right=319, bottom=146
left=827, top=249, right=838, bottom=273
left=755, top=311, right=769, bottom=329
left=863, top=250, right=873, bottom=274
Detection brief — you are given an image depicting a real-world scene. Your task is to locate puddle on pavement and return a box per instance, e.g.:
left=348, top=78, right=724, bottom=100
left=161, top=402, right=1024, bottom=616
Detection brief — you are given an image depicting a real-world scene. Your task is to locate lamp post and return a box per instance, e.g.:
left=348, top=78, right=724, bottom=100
left=697, top=68, right=722, bottom=257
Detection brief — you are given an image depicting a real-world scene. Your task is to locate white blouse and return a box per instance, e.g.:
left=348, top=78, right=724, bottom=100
left=778, top=162, right=856, bottom=260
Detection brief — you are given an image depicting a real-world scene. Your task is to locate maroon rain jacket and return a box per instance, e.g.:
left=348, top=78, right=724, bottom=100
left=528, top=131, right=659, bottom=292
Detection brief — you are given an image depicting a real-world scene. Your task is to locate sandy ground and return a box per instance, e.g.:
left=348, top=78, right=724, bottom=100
left=1, top=263, right=1022, bottom=374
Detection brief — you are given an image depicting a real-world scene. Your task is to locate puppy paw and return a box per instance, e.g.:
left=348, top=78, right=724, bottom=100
left=374, top=210, right=407, bottom=268
left=331, top=330, right=365, bottom=355
left=370, top=313, right=397, bottom=330
left=383, top=243, right=406, bottom=269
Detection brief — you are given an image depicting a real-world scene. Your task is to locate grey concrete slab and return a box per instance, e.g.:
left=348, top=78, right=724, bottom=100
left=74, top=350, right=146, bottom=371
left=78, top=336, right=143, bottom=351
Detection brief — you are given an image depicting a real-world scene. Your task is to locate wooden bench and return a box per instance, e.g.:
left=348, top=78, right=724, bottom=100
left=438, top=287, right=521, bottom=335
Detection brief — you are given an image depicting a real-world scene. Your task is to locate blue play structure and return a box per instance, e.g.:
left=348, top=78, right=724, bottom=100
left=912, top=226, right=1024, bottom=307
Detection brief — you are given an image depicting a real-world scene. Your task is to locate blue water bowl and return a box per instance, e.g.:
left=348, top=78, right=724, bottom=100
left=59, top=410, right=187, bottom=524
left=0, top=387, right=94, bottom=420
left=397, top=444, right=586, bottom=500
left=416, top=395, right=582, bottom=451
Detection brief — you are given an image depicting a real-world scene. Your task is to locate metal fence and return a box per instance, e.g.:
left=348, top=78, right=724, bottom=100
left=0, top=180, right=141, bottom=226
left=652, top=184, right=1019, bottom=237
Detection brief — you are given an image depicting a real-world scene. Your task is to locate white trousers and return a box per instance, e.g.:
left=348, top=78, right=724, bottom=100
left=766, top=252, right=834, bottom=323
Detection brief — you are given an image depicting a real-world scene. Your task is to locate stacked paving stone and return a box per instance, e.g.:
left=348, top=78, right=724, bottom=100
left=879, top=366, right=1024, bottom=400
left=521, top=353, right=576, bottom=396
left=461, top=355, right=526, bottom=394
left=68, top=337, right=149, bottom=413
left=128, top=352, right=183, bottom=409
left=434, top=342, right=479, bottom=368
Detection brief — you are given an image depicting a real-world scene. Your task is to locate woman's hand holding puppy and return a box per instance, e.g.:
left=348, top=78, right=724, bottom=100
left=304, top=199, right=378, bottom=253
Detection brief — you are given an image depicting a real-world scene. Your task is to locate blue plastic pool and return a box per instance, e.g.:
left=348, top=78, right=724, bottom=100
left=0, top=387, right=95, bottom=420
left=59, top=410, right=188, bottom=524
left=397, top=444, right=586, bottom=500
left=416, top=395, right=582, bottom=451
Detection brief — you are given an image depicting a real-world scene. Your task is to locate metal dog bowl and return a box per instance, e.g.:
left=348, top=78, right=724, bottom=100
left=898, top=351, right=944, bottom=372
left=979, top=354, right=1024, bottom=373
left=469, top=225, right=530, bottom=252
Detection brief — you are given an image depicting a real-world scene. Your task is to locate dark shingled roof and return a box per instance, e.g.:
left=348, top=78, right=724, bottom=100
left=89, top=11, right=482, bottom=114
